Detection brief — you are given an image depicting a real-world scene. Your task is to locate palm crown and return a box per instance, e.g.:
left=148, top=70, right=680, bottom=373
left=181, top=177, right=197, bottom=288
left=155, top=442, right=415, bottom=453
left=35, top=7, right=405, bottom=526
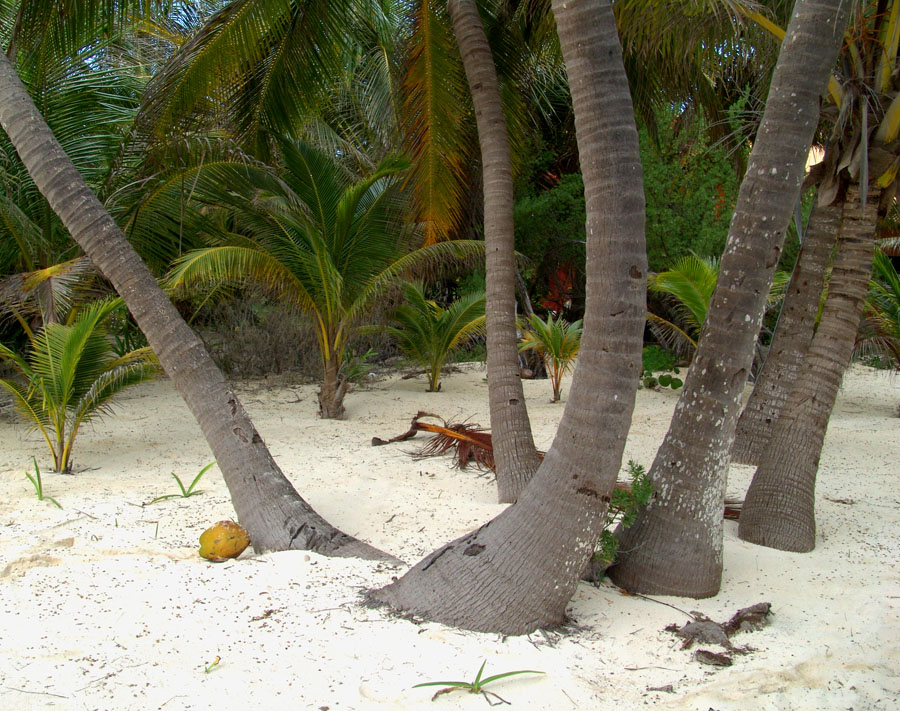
left=167, top=138, right=482, bottom=417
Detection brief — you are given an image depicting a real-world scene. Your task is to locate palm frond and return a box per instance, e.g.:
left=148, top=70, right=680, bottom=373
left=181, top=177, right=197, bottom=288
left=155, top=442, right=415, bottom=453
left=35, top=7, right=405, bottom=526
left=138, top=0, right=361, bottom=152
left=398, top=0, right=472, bottom=245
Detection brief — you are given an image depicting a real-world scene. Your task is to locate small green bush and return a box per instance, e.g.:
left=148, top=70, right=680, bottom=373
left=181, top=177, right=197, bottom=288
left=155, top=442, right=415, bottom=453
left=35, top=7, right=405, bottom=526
left=642, top=344, right=678, bottom=373
left=595, top=460, right=653, bottom=568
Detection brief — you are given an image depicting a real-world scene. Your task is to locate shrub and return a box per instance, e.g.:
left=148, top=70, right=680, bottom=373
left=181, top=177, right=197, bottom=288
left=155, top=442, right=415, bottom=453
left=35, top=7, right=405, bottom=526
left=0, top=298, right=157, bottom=472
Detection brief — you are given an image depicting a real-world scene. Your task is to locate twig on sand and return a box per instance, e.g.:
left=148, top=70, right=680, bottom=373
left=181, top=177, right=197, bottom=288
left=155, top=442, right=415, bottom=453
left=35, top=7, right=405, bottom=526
left=4, top=686, right=68, bottom=699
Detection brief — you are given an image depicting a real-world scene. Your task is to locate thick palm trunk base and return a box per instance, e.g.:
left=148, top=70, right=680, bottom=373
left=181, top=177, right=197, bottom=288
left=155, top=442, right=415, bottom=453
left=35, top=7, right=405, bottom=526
left=369, top=0, right=647, bottom=636
left=317, top=358, right=348, bottom=418
left=739, top=189, right=876, bottom=552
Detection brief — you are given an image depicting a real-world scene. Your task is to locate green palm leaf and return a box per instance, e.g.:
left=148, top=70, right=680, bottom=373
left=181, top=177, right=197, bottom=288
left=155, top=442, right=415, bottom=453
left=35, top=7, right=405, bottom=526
left=383, top=281, right=485, bottom=390
left=0, top=296, right=156, bottom=471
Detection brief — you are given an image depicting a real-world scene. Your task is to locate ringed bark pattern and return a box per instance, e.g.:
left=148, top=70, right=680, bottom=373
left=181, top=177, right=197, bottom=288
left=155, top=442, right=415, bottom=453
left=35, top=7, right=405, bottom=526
left=369, top=0, right=646, bottom=635
left=610, top=0, right=850, bottom=597
left=739, top=185, right=877, bottom=551
left=447, top=0, right=541, bottom=503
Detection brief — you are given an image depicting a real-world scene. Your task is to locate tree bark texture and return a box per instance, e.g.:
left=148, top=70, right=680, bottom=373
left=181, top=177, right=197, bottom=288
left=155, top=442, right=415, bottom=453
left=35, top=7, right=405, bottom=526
left=732, top=200, right=839, bottom=464
left=0, top=52, right=394, bottom=563
left=317, top=356, right=348, bottom=419
left=609, top=0, right=849, bottom=597
left=739, top=185, right=877, bottom=551
left=448, top=0, right=541, bottom=504
left=369, top=0, right=646, bottom=635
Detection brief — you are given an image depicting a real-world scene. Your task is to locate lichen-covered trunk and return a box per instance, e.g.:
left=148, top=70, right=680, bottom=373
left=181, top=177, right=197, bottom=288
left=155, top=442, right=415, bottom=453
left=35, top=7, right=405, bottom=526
left=732, top=199, right=839, bottom=465
left=609, top=0, right=849, bottom=597
left=0, top=52, right=393, bottom=563
left=369, top=0, right=646, bottom=635
left=739, top=185, right=877, bottom=551
left=448, top=0, right=541, bottom=504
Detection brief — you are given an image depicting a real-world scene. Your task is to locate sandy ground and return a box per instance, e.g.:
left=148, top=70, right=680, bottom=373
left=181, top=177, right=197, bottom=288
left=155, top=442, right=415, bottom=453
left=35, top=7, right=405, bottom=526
left=0, top=362, right=898, bottom=711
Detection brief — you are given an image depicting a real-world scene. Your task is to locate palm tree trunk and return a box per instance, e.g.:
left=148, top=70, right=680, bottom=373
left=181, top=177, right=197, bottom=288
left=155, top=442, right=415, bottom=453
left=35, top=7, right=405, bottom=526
left=447, top=0, right=541, bottom=504
left=318, top=356, right=348, bottom=419
left=0, top=51, right=394, bottom=563
left=369, top=0, right=646, bottom=634
left=739, top=185, right=877, bottom=550
left=609, top=0, right=849, bottom=597
left=732, top=200, right=839, bottom=465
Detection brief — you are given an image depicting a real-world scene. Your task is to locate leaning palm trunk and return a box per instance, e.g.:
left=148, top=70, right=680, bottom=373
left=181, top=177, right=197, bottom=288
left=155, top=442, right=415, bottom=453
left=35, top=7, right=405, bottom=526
left=732, top=200, right=839, bottom=465
left=0, top=52, right=392, bottom=562
left=369, top=0, right=646, bottom=634
left=739, top=185, right=877, bottom=551
left=610, top=0, right=849, bottom=597
left=448, top=0, right=541, bottom=504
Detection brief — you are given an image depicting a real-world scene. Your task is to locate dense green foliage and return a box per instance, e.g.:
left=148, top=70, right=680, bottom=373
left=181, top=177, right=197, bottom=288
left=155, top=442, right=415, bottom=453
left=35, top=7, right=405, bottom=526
left=641, top=116, right=741, bottom=272
left=165, top=139, right=482, bottom=416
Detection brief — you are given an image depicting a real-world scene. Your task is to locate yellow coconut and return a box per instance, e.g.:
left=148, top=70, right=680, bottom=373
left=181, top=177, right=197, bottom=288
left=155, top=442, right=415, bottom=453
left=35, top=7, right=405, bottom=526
left=199, top=520, right=251, bottom=562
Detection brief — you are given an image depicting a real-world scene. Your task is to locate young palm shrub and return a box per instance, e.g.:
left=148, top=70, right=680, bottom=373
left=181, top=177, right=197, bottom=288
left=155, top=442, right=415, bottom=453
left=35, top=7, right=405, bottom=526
left=0, top=298, right=158, bottom=473
left=647, top=254, right=789, bottom=358
left=517, top=312, right=582, bottom=402
left=166, top=139, right=482, bottom=418
left=382, top=281, right=485, bottom=391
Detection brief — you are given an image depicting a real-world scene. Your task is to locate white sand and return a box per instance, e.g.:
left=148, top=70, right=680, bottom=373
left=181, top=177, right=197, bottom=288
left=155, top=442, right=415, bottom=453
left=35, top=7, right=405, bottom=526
left=1, top=363, right=898, bottom=710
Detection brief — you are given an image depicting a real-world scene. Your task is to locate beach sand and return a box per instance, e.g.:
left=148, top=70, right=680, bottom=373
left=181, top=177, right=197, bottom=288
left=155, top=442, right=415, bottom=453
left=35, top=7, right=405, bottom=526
left=1, top=363, right=898, bottom=710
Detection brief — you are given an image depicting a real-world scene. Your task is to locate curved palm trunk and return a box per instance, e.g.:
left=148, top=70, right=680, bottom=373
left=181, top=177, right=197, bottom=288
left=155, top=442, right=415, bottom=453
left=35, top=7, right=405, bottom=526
left=369, top=0, right=646, bottom=634
left=739, top=185, right=877, bottom=550
left=732, top=200, right=839, bottom=465
left=609, top=0, right=849, bottom=597
left=0, top=52, right=393, bottom=563
left=448, top=0, right=541, bottom=504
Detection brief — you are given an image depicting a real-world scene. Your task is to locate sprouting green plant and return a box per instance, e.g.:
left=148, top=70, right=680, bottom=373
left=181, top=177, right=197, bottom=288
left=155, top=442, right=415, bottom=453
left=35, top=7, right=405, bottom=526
left=341, top=346, right=378, bottom=386
left=517, top=312, right=582, bottom=402
left=204, top=656, right=221, bottom=674
left=24, top=457, right=61, bottom=509
left=413, top=660, right=544, bottom=705
left=646, top=254, right=789, bottom=358
left=145, top=461, right=216, bottom=505
left=595, top=460, right=653, bottom=569
left=0, top=297, right=158, bottom=473
left=377, top=281, right=486, bottom=392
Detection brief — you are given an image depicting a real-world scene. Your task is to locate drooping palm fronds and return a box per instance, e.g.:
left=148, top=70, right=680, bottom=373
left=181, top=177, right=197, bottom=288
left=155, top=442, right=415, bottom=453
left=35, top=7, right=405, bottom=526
left=0, top=297, right=158, bottom=472
left=0, top=257, right=99, bottom=337
left=137, top=0, right=364, bottom=156
left=647, top=253, right=788, bottom=357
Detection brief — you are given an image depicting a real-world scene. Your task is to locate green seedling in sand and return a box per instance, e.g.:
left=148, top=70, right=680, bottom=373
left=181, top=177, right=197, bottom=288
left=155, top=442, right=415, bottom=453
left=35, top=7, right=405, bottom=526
left=145, top=462, right=215, bottom=505
left=204, top=656, right=221, bottom=674
left=24, top=457, right=62, bottom=509
left=413, top=660, right=543, bottom=704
